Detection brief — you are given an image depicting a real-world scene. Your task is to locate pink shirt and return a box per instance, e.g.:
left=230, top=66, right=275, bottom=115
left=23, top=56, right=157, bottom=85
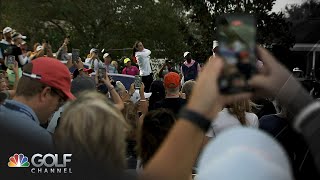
left=122, top=66, right=139, bottom=76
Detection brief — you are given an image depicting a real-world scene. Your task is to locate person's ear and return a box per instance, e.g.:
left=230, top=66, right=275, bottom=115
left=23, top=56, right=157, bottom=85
left=39, top=87, right=52, bottom=102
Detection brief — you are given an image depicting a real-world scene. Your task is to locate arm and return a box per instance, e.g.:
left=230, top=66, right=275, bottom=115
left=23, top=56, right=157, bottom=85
left=158, top=64, right=166, bottom=78
left=102, top=74, right=124, bottom=111
left=248, top=47, right=320, bottom=171
left=12, top=61, right=20, bottom=90
left=140, top=57, right=251, bottom=180
left=139, top=83, right=148, bottom=116
left=197, top=63, right=201, bottom=72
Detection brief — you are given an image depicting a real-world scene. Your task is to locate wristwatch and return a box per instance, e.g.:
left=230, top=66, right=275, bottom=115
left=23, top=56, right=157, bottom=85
left=179, top=108, right=211, bottom=132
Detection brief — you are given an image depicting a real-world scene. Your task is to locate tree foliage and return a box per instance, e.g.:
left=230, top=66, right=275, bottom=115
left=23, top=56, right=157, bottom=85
left=179, top=0, right=295, bottom=61
left=0, top=0, right=187, bottom=62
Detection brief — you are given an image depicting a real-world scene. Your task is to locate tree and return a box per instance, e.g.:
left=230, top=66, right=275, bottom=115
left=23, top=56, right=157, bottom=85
left=179, top=0, right=295, bottom=61
left=0, top=0, right=187, bottom=62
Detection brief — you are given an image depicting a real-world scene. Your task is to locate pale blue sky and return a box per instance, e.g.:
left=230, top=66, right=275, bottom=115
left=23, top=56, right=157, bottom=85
left=272, top=0, right=305, bottom=12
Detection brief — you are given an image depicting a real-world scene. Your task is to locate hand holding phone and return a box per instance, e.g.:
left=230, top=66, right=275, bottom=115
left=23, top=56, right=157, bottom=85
left=5, top=55, right=16, bottom=70
left=72, top=49, right=80, bottom=64
left=217, top=14, right=257, bottom=94
left=134, top=75, right=142, bottom=89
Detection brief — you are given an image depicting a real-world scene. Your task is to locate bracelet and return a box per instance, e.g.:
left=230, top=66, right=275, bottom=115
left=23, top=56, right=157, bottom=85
left=139, top=99, right=147, bottom=102
left=178, top=108, right=211, bottom=132
left=78, top=68, right=83, bottom=72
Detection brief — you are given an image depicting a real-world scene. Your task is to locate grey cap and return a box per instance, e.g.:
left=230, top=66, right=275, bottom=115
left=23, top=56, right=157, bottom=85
left=71, top=75, right=96, bottom=97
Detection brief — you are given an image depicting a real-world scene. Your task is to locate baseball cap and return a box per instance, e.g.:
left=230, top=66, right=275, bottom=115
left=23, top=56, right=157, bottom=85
left=196, top=127, right=293, bottom=180
left=90, top=48, right=98, bottom=54
left=103, top=53, right=110, bottom=59
left=164, top=72, right=180, bottom=88
left=22, top=57, right=75, bottom=100
left=130, top=90, right=152, bottom=104
left=124, top=58, right=131, bottom=64
left=3, top=27, right=12, bottom=34
left=71, top=75, right=96, bottom=97
left=183, top=52, right=190, bottom=58
left=36, top=45, right=43, bottom=52
left=12, top=32, right=27, bottom=40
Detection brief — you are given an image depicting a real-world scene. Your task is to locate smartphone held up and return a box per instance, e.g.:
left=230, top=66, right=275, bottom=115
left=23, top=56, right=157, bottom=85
left=72, top=49, right=80, bottom=63
left=5, top=55, right=16, bottom=70
left=134, top=75, right=142, bottom=89
left=217, top=14, right=257, bottom=94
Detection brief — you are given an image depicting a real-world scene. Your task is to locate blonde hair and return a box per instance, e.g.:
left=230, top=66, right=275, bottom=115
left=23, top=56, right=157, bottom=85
left=111, top=61, right=118, bottom=68
left=122, top=100, right=139, bottom=140
left=54, top=91, right=128, bottom=170
left=228, top=99, right=252, bottom=125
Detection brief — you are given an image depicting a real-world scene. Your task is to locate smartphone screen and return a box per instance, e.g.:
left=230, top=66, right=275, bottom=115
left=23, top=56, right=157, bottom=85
left=98, top=68, right=106, bottom=81
left=134, top=75, right=142, bottom=89
left=72, top=49, right=80, bottom=63
left=6, top=55, right=15, bottom=69
left=217, top=14, right=257, bottom=94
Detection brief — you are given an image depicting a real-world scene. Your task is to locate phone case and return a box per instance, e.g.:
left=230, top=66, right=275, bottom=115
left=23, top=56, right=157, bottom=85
left=217, top=14, right=257, bottom=94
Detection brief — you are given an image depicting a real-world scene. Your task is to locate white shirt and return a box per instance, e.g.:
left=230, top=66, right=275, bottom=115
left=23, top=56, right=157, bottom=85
left=135, top=49, right=152, bottom=76
left=206, top=108, right=258, bottom=138
left=85, top=58, right=104, bottom=75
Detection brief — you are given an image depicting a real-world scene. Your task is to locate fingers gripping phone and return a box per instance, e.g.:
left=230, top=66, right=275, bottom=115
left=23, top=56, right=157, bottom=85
left=6, top=55, right=15, bottom=69
left=98, top=68, right=106, bottom=82
left=217, top=14, right=257, bottom=94
left=72, top=49, right=80, bottom=63
left=134, top=75, right=142, bottom=89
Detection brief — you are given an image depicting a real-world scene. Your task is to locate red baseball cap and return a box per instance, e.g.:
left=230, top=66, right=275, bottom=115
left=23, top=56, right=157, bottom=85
left=164, top=72, right=180, bottom=88
left=22, top=57, right=75, bottom=100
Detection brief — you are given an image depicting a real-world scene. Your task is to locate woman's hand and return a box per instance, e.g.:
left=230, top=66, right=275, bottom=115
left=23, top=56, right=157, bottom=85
left=248, top=46, right=293, bottom=98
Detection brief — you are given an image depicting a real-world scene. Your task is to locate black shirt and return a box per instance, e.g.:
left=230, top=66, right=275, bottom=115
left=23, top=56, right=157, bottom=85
left=152, top=98, right=187, bottom=116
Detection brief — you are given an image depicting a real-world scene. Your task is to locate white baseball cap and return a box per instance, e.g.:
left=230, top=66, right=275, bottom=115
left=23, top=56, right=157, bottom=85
left=90, top=48, right=98, bottom=54
left=183, top=52, right=190, bottom=58
left=3, top=27, right=12, bottom=34
left=36, top=45, right=44, bottom=52
left=12, top=32, right=27, bottom=40
left=103, top=53, right=110, bottom=59
left=130, top=90, right=152, bottom=104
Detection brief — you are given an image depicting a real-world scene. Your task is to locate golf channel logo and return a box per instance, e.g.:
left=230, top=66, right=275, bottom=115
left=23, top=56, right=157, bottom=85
left=8, top=153, right=72, bottom=174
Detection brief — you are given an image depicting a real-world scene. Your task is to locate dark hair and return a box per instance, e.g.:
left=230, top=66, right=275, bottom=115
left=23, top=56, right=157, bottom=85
left=148, top=80, right=165, bottom=111
left=137, top=109, right=176, bottom=167
left=132, top=41, right=142, bottom=57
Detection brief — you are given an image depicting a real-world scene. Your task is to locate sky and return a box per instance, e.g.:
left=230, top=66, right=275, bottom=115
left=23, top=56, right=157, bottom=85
left=272, top=0, right=305, bottom=12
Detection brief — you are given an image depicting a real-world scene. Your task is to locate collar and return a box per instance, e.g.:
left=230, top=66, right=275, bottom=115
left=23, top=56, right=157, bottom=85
left=0, top=39, right=11, bottom=45
left=4, top=100, right=40, bottom=124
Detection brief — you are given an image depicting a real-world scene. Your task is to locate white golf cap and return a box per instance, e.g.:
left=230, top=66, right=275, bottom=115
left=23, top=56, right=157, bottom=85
left=36, top=45, right=43, bottom=52
left=3, top=27, right=12, bottom=34
left=103, top=53, right=110, bottom=59
left=90, top=48, right=98, bottom=54
left=12, top=32, right=27, bottom=40
left=183, top=52, right=190, bottom=58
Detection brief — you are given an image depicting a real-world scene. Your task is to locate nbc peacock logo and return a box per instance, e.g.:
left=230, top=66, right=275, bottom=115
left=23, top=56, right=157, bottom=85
left=8, top=153, right=30, bottom=167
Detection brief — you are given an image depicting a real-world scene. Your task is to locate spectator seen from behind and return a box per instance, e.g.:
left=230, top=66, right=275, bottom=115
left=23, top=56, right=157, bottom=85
left=151, top=72, right=187, bottom=116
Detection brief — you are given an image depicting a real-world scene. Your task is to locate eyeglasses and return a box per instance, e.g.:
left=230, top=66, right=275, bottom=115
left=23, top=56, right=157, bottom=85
left=51, top=88, right=66, bottom=107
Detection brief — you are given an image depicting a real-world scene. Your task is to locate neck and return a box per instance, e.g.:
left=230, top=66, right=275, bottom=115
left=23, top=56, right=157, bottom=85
left=105, top=62, right=110, bottom=65
left=5, top=38, right=11, bottom=43
left=127, top=65, right=131, bottom=68
left=186, top=59, right=192, bottom=63
left=165, top=93, right=180, bottom=98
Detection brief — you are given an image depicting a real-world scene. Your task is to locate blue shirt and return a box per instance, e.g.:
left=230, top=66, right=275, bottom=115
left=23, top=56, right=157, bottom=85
left=0, top=100, right=53, bottom=152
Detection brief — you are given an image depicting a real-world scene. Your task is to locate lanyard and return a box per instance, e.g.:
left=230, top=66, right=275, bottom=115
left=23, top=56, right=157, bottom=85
left=3, top=102, right=36, bottom=122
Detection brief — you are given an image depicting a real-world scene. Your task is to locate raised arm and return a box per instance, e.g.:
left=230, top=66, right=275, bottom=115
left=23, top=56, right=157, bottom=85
left=102, top=74, right=124, bottom=111
left=140, top=57, right=251, bottom=180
